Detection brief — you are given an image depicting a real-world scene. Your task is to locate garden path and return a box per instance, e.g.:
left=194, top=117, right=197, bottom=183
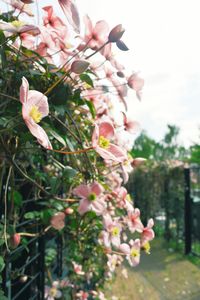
left=106, top=239, right=200, bottom=300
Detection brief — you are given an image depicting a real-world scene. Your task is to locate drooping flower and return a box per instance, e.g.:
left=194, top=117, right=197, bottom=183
left=92, top=122, right=127, bottom=162
left=20, top=77, right=52, bottom=149
left=76, top=291, right=89, bottom=300
left=58, top=0, right=80, bottom=33
left=141, top=218, right=155, bottom=244
left=127, top=73, right=144, bottom=100
left=73, top=182, right=106, bottom=215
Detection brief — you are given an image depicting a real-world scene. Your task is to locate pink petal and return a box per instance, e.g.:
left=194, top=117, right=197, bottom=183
left=20, top=77, right=29, bottom=104
left=91, top=199, right=106, bottom=215
left=58, top=0, right=80, bottom=33
left=27, top=90, right=49, bottom=118
left=147, top=218, right=154, bottom=229
left=91, top=181, right=104, bottom=196
left=119, top=243, right=130, bottom=255
left=99, top=122, right=114, bottom=139
left=78, top=198, right=90, bottom=215
left=107, top=144, right=127, bottom=162
left=73, top=184, right=90, bottom=198
left=25, top=119, right=52, bottom=149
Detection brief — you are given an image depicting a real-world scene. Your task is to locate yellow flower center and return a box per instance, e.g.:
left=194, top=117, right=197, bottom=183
left=112, top=227, right=119, bottom=237
left=99, top=136, right=110, bottom=149
left=49, top=288, right=57, bottom=297
left=126, top=194, right=131, bottom=202
left=88, top=192, right=96, bottom=201
left=130, top=248, right=140, bottom=258
left=29, top=106, right=42, bottom=123
left=11, top=20, right=25, bottom=28
left=142, top=242, right=151, bottom=254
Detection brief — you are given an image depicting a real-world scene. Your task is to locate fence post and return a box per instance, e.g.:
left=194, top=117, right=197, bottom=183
left=184, top=167, right=192, bottom=255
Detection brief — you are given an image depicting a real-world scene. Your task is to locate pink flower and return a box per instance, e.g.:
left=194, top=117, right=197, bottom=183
left=50, top=212, right=65, bottom=230
left=58, top=0, right=80, bottom=33
left=45, top=281, right=62, bottom=300
left=92, top=122, right=127, bottom=162
left=72, top=261, right=85, bottom=275
left=107, top=254, right=122, bottom=272
left=0, top=20, right=40, bottom=35
left=76, top=291, right=89, bottom=300
left=127, top=73, right=144, bottom=100
left=43, top=6, right=65, bottom=30
left=126, top=209, right=144, bottom=233
left=73, top=182, right=106, bottom=215
left=20, top=77, right=52, bottom=149
left=141, top=218, right=155, bottom=244
left=119, top=239, right=141, bottom=267
left=102, top=214, right=121, bottom=248
left=83, top=15, right=109, bottom=49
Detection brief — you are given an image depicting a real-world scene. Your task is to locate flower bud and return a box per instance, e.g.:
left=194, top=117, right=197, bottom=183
left=71, top=60, right=90, bottom=74
left=108, top=24, right=125, bottom=43
left=65, top=208, right=74, bottom=215
left=10, top=233, right=21, bottom=248
left=131, top=157, right=146, bottom=167
left=50, top=212, right=65, bottom=230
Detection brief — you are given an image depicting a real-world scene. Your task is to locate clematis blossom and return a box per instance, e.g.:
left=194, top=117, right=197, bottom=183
left=45, top=281, right=62, bottom=300
left=102, top=214, right=121, bottom=248
left=141, top=218, right=155, bottom=244
left=92, top=122, right=127, bottom=162
left=0, top=20, right=40, bottom=35
left=119, top=239, right=141, bottom=267
left=20, top=77, right=52, bottom=149
left=73, top=181, right=106, bottom=215
left=58, top=0, right=80, bottom=33
left=126, top=208, right=144, bottom=233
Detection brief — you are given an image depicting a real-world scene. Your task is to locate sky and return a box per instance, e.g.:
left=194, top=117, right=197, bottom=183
left=1, top=0, right=200, bottom=147
left=76, top=0, right=200, bottom=147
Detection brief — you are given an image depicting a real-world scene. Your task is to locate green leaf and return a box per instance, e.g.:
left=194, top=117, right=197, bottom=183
left=85, top=100, right=96, bottom=118
left=49, top=129, right=66, bottom=146
left=79, top=73, right=94, bottom=88
left=13, top=191, right=23, bottom=207
left=0, top=256, right=5, bottom=272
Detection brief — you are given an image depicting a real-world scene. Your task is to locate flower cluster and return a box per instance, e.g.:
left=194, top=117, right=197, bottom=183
left=0, top=1, right=153, bottom=299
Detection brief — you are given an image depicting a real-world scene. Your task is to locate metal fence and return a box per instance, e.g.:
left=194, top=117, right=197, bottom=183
left=0, top=174, right=63, bottom=300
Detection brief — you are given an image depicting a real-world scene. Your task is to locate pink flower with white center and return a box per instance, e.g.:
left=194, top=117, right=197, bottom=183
left=141, top=218, right=155, bottom=244
left=50, top=212, right=65, bottom=230
left=119, top=239, right=141, bottom=267
left=126, top=208, right=144, bottom=233
left=0, top=20, right=40, bottom=35
left=92, top=122, right=127, bottom=162
left=102, top=214, right=121, bottom=248
left=73, top=182, right=106, bottom=216
left=72, top=261, right=85, bottom=275
left=45, top=281, right=62, bottom=300
left=20, top=77, right=52, bottom=149
left=76, top=291, right=89, bottom=300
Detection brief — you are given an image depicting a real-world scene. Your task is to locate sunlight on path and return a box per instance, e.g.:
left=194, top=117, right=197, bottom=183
left=106, top=240, right=200, bottom=300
